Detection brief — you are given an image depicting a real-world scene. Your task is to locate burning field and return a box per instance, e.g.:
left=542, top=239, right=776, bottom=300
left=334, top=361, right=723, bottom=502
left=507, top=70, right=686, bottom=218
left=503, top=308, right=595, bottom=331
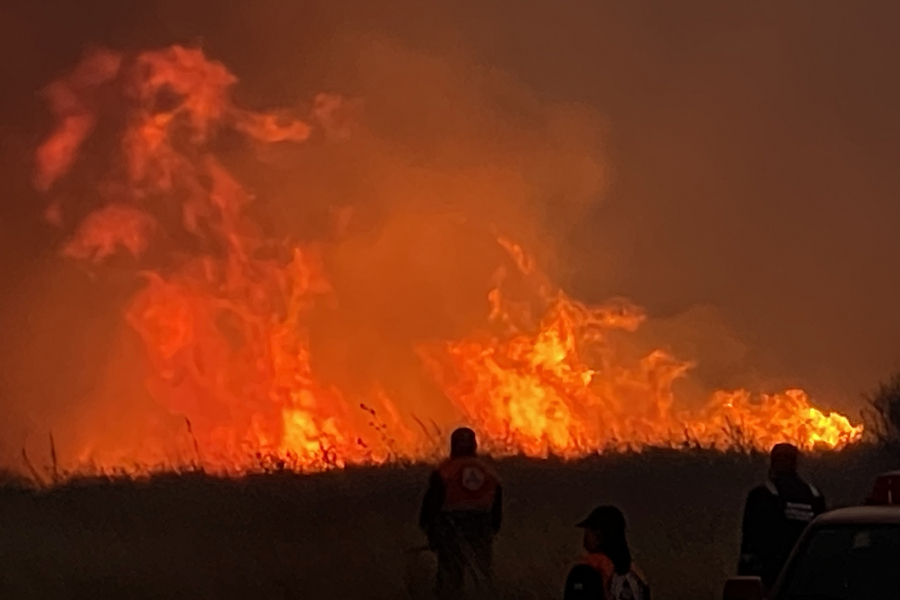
left=0, top=3, right=897, bottom=598
left=20, top=44, right=862, bottom=477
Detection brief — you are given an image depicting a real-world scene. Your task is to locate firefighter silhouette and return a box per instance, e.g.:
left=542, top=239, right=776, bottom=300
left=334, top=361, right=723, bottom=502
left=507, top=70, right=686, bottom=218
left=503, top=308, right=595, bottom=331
left=419, top=427, right=503, bottom=599
left=739, top=443, right=827, bottom=588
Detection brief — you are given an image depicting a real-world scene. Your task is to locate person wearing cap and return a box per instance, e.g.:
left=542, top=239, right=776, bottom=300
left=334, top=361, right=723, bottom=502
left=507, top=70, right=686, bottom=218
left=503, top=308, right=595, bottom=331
left=419, top=427, right=502, bottom=600
left=564, top=505, right=650, bottom=600
left=738, top=442, right=828, bottom=589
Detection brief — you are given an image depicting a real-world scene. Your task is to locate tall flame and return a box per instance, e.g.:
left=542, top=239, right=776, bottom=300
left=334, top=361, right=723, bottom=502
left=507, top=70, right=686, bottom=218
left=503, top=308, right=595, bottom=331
left=31, top=46, right=862, bottom=474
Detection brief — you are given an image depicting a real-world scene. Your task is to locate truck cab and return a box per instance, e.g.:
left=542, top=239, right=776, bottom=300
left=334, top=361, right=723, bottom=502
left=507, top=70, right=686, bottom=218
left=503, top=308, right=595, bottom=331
left=724, top=472, right=900, bottom=600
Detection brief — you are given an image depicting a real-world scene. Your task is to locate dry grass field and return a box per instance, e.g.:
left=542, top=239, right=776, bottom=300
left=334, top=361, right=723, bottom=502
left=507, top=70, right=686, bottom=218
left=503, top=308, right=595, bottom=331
left=0, top=445, right=894, bottom=600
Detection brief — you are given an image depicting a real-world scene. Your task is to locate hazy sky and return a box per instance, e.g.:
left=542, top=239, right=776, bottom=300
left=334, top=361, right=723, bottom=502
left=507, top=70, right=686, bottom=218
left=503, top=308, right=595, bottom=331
left=0, top=0, right=898, bottom=428
left=442, top=1, right=900, bottom=412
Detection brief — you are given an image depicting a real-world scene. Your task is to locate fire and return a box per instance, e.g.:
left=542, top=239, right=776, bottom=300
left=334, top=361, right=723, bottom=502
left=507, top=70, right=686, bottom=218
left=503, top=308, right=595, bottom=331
left=424, top=274, right=862, bottom=456
left=31, top=45, right=862, bottom=474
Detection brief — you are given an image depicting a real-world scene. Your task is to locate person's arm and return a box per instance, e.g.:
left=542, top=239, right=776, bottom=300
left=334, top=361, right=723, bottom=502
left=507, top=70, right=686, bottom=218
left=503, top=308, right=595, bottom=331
left=633, top=565, right=651, bottom=600
left=738, top=487, right=768, bottom=576
left=812, top=489, right=827, bottom=516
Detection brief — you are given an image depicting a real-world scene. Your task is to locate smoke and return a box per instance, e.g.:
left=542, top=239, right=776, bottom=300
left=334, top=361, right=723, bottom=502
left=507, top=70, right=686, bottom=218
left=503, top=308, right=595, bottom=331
left=264, top=37, right=608, bottom=408
left=451, top=0, right=900, bottom=411
left=0, top=0, right=894, bottom=468
left=3, top=28, right=610, bottom=467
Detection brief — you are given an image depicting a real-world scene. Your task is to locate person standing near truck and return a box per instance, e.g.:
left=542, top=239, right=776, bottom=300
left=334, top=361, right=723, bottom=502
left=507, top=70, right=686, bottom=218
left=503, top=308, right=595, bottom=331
left=738, top=442, right=828, bottom=589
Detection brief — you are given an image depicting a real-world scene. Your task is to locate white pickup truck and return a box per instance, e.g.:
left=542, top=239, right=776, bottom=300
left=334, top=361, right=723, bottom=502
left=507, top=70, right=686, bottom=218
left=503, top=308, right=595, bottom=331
left=723, top=472, right=900, bottom=600
left=723, top=506, right=900, bottom=600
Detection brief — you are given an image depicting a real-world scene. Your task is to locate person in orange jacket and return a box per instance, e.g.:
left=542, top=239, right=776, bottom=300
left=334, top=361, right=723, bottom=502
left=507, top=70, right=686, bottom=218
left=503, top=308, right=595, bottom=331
left=419, top=427, right=503, bottom=600
left=564, top=505, right=650, bottom=600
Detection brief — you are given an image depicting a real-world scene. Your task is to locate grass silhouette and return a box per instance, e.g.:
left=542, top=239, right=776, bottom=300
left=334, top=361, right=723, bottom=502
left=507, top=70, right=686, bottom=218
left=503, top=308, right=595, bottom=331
left=0, top=445, right=894, bottom=600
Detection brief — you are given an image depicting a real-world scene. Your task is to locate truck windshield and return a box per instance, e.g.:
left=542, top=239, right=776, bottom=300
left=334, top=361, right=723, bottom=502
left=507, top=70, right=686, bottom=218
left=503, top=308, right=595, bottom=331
left=778, top=524, right=900, bottom=600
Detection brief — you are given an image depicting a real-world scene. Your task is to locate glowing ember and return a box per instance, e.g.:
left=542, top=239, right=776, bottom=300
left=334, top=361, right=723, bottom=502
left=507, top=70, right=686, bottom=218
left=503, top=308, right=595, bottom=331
left=32, top=45, right=862, bottom=473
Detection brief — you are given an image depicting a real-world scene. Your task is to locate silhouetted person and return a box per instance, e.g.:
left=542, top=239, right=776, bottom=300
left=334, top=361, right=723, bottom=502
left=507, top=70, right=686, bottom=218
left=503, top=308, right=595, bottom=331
left=419, top=427, right=502, bottom=599
left=564, top=505, right=650, bottom=600
left=739, top=443, right=827, bottom=589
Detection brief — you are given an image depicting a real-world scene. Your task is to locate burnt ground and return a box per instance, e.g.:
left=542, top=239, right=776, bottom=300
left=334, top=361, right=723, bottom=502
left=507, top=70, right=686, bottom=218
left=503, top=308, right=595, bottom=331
left=0, top=446, right=895, bottom=600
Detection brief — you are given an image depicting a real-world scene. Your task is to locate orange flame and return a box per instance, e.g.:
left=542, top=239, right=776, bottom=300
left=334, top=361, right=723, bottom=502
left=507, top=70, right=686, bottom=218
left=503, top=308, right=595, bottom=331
left=424, top=250, right=862, bottom=456
left=32, top=46, right=862, bottom=474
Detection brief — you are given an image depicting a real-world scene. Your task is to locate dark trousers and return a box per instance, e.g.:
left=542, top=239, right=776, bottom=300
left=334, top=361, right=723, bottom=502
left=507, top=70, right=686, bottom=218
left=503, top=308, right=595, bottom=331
left=435, top=538, right=494, bottom=600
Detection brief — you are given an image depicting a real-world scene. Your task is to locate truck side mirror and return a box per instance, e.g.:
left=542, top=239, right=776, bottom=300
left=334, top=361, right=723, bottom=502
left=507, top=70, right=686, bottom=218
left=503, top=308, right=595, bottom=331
left=723, top=576, right=764, bottom=600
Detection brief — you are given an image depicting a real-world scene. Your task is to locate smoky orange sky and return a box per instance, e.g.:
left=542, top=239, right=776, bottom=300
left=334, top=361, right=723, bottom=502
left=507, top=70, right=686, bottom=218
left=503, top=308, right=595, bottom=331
left=0, top=0, right=897, bottom=464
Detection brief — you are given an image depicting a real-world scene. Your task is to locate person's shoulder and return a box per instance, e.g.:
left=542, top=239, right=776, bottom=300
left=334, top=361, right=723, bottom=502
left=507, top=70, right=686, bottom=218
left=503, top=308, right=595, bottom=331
left=459, top=455, right=501, bottom=477
left=436, top=455, right=501, bottom=484
left=804, top=479, right=824, bottom=501
left=435, top=456, right=461, bottom=473
left=476, top=456, right=500, bottom=478
left=794, top=475, right=820, bottom=495
left=778, top=474, right=822, bottom=499
left=747, top=482, right=776, bottom=499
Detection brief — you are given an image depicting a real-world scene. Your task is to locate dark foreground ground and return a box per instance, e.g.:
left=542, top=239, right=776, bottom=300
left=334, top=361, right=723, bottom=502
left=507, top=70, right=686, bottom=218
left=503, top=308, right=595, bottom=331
left=0, top=446, right=896, bottom=600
